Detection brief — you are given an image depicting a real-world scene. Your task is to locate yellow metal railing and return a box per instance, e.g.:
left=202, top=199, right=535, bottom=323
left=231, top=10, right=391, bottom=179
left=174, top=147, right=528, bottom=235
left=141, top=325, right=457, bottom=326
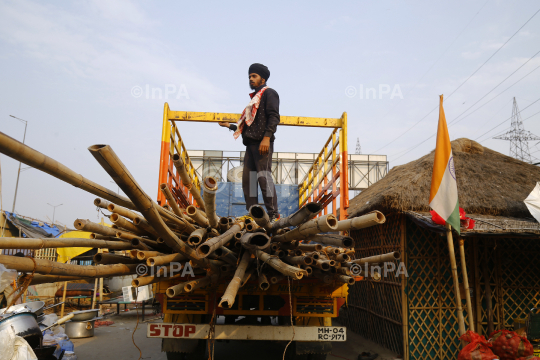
left=158, top=104, right=349, bottom=219
left=298, top=114, right=348, bottom=219
left=157, top=104, right=202, bottom=207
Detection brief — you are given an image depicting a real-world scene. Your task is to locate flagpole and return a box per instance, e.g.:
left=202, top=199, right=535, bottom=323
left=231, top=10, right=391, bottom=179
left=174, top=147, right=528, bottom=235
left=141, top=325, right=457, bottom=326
left=446, top=224, right=466, bottom=339
left=458, top=237, right=475, bottom=332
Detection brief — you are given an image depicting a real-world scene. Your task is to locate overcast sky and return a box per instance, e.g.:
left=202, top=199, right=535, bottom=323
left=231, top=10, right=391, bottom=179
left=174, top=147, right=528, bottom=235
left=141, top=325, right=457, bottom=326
left=0, top=0, right=539, bottom=227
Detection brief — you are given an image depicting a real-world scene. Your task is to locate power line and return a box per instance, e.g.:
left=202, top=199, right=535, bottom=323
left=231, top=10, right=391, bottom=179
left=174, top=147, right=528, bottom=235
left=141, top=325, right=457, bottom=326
left=445, top=7, right=540, bottom=99
left=390, top=42, right=540, bottom=160
left=477, top=108, right=540, bottom=143
left=473, top=97, right=540, bottom=141
left=447, top=48, right=540, bottom=126
left=375, top=6, right=540, bottom=154
left=372, top=0, right=490, bottom=147
left=392, top=96, right=540, bottom=162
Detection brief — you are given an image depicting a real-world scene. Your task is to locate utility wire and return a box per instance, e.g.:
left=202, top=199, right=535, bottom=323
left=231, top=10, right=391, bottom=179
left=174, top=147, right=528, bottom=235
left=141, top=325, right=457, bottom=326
left=375, top=6, right=540, bottom=154
left=473, top=97, right=540, bottom=141
left=448, top=49, right=540, bottom=126
left=372, top=0, right=490, bottom=150
left=392, top=96, right=540, bottom=162
left=476, top=108, right=540, bottom=143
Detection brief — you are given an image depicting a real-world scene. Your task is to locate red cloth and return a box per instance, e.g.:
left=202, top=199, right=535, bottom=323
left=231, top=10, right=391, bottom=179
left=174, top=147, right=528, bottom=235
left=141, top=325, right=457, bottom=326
left=430, top=207, right=475, bottom=229
left=233, top=86, right=270, bottom=139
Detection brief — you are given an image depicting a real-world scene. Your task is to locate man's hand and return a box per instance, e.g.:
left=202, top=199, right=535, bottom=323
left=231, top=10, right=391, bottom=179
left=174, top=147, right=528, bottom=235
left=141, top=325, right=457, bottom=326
left=259, top=137, right=270, bottom=155
left=218, top=121, right=230, bottom=128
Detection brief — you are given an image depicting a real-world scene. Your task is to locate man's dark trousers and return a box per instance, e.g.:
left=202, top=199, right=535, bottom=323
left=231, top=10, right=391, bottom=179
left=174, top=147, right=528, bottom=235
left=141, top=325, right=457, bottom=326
left=242, top=142, right=278, bottom=217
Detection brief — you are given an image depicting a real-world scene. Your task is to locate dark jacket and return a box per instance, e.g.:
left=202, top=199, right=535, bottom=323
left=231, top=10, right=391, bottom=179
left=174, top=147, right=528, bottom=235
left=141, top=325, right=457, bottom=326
left=230, top=84, right=280, bottom=145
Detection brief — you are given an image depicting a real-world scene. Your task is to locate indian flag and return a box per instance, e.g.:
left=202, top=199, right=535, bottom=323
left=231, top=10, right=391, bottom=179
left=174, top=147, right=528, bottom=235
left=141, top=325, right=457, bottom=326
left=429, top=95, right=460, bottom=234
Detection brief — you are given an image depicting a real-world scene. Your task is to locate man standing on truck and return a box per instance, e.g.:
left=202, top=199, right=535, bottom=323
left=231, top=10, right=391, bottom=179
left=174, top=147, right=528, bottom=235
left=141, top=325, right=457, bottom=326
left=218, top=63, right=280, bottom=221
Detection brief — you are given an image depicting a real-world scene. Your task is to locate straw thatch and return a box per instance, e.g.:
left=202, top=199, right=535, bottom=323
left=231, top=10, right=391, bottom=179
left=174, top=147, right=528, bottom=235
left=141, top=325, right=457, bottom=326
left=348, top=138, right=540, bottom=219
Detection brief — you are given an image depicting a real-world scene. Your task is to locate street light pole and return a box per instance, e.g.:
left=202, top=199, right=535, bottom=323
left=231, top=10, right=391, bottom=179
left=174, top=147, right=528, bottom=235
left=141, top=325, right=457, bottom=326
left=10, top=115, right=28, bottom=214
left=47, top=203, right=63, bottom=224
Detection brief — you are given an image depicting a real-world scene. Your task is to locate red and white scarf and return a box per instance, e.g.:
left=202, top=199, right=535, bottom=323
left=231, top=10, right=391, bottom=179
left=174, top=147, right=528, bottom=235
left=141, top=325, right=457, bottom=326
left=233, top=86, right=270, bottom=140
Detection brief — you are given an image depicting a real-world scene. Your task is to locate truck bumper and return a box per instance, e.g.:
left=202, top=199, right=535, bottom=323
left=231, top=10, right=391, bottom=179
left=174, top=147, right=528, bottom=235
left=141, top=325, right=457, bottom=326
left=148, top=324, right=346, bottom=342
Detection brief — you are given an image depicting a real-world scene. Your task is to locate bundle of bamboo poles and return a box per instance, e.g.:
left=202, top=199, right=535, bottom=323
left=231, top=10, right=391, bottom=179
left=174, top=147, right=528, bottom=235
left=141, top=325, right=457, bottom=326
left=0, top=133, right=394, bottom=308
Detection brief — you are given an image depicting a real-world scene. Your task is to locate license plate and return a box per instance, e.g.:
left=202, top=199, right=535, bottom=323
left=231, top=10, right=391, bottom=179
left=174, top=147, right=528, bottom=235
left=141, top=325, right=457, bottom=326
left=147, top=324, right=346, bottom=341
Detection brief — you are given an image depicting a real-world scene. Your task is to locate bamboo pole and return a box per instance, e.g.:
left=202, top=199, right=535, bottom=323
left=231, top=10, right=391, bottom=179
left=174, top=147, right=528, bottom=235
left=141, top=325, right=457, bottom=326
left=482, top=240, right=494, bottom=335
left=202, top=177, right=220, bottom=228
left=305, top=234, right=355, bottom=248
left=473, top=239, right=482, bottom=335
left=258, top=273, right=270, bottom=290
left=107, top=203, right=139, bottom=221
left=240, top=232, right=271, bottom=251
left=185, top=205, right=209, bottom=228
left=196, top=222, right=244, bottom=258
left=249, top=205, right=272, bottom=232
left=272, top=214, right=338, bottom=243
left=20, top=274, right=90, bottom=286
left=60, top=281, right=68, bottom=318
left=88, top=144, right=215, bottom=270
left=94, top=198, right=111, bottom=210
left=147, top=253, right=187, bottom=267
left=159, top=183, right=187, bottom=220
left=110, top=214, right=147, bottom=236
left=352, top=251, right=401, bottom=265
left=459, top=238, right=475, bottom=332
left=335, top=211, right=386, bottom=232
left=172, top=153, right=205, bottom=210
left=219, top=251, right=251, bottom=308
left=132, top=217, right=161, bottom=237
left=446, top=224, right=466, bottom=337
left=0, top=254, right=139, bottom=277
left=94, top=253, right=142, bottom=265
left=218, top=217, right=230, bottom=233
left=400, top=216, right=409, bottom=360
left=91, top=278, right=98, bottom=309
left=254, top=250, right=307, bottom=279
left=0, top=237, right=135, bottom=250
left=166, top=273, right=220, bottom=298
left=270, top=202, right=322, bottom=232
left=0, top=131, right=137, bottom=210
left=74, top=219, right=118, bottom=237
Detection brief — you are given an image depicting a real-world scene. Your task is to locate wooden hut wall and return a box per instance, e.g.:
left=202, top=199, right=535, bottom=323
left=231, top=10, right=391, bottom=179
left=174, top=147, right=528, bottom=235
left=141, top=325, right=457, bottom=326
left=338, top=213, right=404, bottom=355
left=340, top=213, right=540, bottom=360
left=471, top=236, right=540, bottom=336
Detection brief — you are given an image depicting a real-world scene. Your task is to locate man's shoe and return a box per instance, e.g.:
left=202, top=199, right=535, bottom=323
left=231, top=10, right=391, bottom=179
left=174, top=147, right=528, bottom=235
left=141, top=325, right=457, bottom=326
left=270, top=214, right=281, bottom=223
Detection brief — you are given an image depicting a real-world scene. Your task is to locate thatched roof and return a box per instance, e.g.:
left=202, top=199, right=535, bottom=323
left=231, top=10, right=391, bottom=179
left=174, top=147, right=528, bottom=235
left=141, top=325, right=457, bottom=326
left=348, top=138, right=540, bottom=220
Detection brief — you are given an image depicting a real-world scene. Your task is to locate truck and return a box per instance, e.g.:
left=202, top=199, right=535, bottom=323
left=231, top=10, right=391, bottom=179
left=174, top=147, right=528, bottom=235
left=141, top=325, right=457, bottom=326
left=150, top=104, right=353, bottom=359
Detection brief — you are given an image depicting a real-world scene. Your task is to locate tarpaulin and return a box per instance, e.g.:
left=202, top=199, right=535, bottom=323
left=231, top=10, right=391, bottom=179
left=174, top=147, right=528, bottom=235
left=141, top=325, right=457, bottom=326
left=3, top=211, right=59, bottom=238
left=56, top=230, right=93, bottom=263
left=524, top=182, right=540, bottom=223
left=212, top=182, right=299, bottom=218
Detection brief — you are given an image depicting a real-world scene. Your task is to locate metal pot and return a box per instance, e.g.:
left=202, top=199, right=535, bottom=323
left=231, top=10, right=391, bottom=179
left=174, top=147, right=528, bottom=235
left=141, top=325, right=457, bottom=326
left=0, top=301, right=45, bottom=316
left=65, top=320, right=95, bottom=338
left=69, top=309, right=99, bottom=321
left=0, top=311, right=42, bottom=348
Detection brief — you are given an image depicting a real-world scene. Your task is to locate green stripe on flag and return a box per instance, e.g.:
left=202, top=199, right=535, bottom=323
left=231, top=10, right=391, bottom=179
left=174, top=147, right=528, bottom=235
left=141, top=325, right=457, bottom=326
left=447, top=201, right=461, bottom=235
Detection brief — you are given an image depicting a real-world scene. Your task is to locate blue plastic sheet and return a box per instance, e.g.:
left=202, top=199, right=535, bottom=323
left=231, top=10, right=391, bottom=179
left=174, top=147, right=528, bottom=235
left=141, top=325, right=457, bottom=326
left=4, top=211, right=61, bottom=238
left=210, top=182, right=299, bottom=218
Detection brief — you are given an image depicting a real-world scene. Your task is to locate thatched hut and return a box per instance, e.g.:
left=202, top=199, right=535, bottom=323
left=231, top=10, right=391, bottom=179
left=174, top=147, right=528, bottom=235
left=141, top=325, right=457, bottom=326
left=338, top=138, right=540, bottom=360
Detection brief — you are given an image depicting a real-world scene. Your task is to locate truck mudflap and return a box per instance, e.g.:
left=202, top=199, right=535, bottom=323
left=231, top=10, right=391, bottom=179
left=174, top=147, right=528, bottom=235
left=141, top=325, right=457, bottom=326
left=148, top=324, right=347, bottom=342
